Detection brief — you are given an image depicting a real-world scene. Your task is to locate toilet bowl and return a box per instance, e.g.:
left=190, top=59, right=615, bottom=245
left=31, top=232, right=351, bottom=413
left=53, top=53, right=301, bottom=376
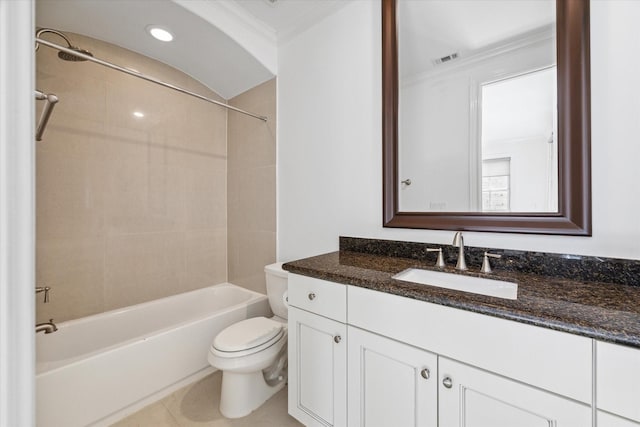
left=208, top=263, right=288, bottom=418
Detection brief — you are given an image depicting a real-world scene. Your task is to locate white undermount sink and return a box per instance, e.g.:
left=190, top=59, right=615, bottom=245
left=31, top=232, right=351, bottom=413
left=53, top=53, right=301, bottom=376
left=392, top=268, right=518, bottom=300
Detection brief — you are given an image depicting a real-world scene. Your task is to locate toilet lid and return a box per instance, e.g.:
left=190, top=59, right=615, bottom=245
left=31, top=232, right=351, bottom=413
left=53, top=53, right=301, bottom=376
left=213, top=317, right=284, bottom=352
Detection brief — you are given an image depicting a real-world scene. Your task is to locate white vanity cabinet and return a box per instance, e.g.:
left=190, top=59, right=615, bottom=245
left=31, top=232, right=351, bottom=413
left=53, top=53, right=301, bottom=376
left=287, top=273, right=621, bottom=427
left=288, top=275, right=348, bottom=427
left=596, top=341, right=640, bottom=426
left=347, top=325, right=437, bottom=427
left=347, top=285, right=592, bottom=427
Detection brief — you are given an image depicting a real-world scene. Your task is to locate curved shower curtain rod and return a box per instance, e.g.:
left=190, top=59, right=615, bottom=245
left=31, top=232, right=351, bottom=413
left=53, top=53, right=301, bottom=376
left=35, top=37, right=268, bottom=122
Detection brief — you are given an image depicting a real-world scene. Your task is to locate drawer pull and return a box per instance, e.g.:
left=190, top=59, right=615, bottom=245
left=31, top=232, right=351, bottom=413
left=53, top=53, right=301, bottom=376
left=442, top=376, right=453, bottom=389
left=420, top=368, right=430, bottom=380
left=334, top=335, right=341, bottom=344
left=308, top=292, right=316, bottom=301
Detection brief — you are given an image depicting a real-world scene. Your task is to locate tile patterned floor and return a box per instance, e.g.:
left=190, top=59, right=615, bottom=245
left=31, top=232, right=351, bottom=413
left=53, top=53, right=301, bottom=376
left=111, top=371, right=303, bottom=427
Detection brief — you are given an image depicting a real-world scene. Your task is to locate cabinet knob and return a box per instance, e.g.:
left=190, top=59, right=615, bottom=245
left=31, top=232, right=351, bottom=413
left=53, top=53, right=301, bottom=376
left=334, top=335, right=341, bottom=344
left=442, top=376, right=453, bottom=389
left=308, top=292, right=316, bottom=301
left=420, top=368, right=430, bottom=380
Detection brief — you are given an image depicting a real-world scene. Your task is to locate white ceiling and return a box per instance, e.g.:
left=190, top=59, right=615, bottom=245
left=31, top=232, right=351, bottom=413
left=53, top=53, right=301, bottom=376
left=36, top=0, right=346, bottom=99
left=398, top=0, right=555, bottom=79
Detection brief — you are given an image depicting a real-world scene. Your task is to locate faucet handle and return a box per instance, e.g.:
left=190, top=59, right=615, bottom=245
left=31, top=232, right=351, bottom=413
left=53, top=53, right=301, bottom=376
left=481, top=252, right=502, bottom=274
left=36, top=286, right=51, bottom=303
left=426, top=248, right=445, bottom=268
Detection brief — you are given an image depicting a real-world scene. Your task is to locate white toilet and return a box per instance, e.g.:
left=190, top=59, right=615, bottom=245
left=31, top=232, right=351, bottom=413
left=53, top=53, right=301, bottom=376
left=208, top=262, right=288, bottom=418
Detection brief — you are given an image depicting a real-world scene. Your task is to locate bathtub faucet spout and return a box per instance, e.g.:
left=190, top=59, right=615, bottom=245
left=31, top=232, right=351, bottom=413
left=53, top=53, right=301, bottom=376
left=36, top=319, right=57, bottom=334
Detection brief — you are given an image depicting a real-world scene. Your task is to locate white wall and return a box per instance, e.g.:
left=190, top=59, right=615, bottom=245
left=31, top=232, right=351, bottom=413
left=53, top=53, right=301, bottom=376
left=278, top=0, right=640, bottom=262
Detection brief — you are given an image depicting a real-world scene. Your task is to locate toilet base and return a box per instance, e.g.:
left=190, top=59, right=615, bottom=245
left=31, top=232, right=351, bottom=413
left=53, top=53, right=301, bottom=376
left=219, top=369, right=286, bottom=418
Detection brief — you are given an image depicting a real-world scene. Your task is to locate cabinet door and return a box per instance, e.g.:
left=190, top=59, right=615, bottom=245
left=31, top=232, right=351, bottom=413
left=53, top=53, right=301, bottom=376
left=439, top=357, right=591, bottom=427
left=597, top=341, right=640, bottom=423
left=288, top=307, right=347, bottom=427
left=348, top=326, right=437, bottom=427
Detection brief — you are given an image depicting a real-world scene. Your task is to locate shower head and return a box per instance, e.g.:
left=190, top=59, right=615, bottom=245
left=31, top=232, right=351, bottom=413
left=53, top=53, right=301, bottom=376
left=35, top=28, right=94, bottom=62
left=57, top=47, right=93, bottom=62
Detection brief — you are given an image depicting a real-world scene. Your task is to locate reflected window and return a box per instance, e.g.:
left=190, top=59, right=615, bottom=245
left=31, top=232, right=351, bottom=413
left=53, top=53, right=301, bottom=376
left=480, top=66, right=557, bottom=212
left=482, top=158, right=510, bottom=212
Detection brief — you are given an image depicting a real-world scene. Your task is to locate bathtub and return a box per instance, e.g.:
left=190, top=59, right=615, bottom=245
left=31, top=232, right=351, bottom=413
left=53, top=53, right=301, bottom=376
left=36, top=283, right=270, bottom=427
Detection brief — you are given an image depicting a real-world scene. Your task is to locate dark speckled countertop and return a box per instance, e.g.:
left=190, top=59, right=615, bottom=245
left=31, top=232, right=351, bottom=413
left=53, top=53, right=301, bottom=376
left=283, top=249, right=640, bottom=349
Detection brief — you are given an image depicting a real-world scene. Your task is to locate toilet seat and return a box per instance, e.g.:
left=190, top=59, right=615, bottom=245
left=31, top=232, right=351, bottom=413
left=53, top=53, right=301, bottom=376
left=212, top=317, right=285, bottom=358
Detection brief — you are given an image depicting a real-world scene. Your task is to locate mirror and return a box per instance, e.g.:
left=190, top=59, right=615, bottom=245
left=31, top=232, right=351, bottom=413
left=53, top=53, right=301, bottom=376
left=383, top=0, right=591, bottom=235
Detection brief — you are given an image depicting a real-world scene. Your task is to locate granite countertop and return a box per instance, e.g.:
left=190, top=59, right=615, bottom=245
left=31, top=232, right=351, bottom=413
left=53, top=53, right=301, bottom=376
left=283, top=250, right=640, bottom=349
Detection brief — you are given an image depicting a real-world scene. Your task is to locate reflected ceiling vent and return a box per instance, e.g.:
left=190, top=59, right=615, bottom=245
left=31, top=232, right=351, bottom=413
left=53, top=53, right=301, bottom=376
left=433, top=52, right=459, bottom=65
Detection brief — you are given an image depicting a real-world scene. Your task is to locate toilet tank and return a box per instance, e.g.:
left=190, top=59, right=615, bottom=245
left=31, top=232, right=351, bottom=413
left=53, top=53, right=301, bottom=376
left=265, top=262, right=288, bottom=320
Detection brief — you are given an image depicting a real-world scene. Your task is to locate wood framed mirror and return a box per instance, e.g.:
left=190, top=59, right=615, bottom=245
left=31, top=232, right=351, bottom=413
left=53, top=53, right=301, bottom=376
left=382, top=0, right=591, bottom=235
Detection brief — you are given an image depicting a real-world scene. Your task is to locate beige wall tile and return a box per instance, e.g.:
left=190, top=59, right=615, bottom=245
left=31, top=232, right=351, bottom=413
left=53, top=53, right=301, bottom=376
left=183, top=165, right=227, bottom=231
left=227, top=78, right=277, bottom=293
left=37, top=70, right=107, bottom=124
left=36, top=149, right=105, bottom=240
left=228, top=231, right=276, bottom=294
left=104, top=232, right=185, bottom=310
left=228, top=165, right=276, bottom=233
left=35, top=114, right=107, bottom=159
left=103, top=160, right=186, bottom=235
left=228, top=79, right=277, bottom=171
left=36, top=238, right=105, bottom=323
left=181, top=229, right=227, bottom=290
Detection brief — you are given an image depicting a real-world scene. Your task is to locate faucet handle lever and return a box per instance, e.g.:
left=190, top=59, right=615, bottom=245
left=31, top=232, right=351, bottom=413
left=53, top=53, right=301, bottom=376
left=426, top=248, right=445, bottom=268
left=36, top=286, right=51, bottom=303
left=481, top=252, right=502, bottom=274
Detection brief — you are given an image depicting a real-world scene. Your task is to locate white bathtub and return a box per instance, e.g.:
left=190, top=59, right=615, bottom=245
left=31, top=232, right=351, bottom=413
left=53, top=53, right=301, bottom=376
left=36, top=283, right=270, bottom=427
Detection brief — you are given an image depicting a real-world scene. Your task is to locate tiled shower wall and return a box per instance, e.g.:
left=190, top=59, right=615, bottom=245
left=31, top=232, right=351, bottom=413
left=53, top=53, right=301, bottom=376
left=228, top=79, right=277, bottom=294
left=36, top=32, right=229, bottom=323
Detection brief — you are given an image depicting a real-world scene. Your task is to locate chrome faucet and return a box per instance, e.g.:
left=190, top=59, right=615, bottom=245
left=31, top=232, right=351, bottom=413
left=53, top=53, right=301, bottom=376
left=36, top=319, right=57, bottom=334
left=452, top=232, right=467, bottom=271
left=36, top=286, right=51, bottom=303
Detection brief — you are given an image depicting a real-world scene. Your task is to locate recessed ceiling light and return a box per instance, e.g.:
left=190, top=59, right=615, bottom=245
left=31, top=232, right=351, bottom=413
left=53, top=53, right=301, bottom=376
left=146, top=26, right=173, bottom=42
left=133, top=111, right=145, bottom=118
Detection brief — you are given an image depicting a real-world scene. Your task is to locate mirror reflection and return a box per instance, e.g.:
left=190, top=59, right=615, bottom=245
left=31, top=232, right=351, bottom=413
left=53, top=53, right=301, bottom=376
left=397, top=0, right=557, bottom=213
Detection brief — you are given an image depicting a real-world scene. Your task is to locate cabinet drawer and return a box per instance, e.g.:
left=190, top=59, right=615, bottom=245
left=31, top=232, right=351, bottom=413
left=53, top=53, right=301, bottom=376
left=288, top=274, right=346, bottom=322
left=348, top=285, right=593, bottom=404
left=597, top=341, right=640, bottom=422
